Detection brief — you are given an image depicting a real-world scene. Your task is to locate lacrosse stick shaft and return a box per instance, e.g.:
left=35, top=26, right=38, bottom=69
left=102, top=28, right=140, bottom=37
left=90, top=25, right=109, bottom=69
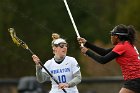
left=28, top=48, right=35, bottom=55
left=27, top=49, right=67, bottom=93
left=27, top=49, right=57, bottom=81
left=63, top=0, right=83, bottom=47
left=37, top=62, right=67, bottom=93
left=38, top=61, right=67, bottom=92
left=27, top=48, right=60, bottom=83
left=63, top=0, right=80, bottom=38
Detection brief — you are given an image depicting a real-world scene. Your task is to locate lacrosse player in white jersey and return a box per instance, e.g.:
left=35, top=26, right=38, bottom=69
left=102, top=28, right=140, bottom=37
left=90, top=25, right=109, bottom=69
left=32, top=33, right=82, bottom=93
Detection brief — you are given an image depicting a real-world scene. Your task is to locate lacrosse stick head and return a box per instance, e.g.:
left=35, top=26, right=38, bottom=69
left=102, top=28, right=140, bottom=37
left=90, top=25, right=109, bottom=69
left=8, top=28, right=29, bottom=50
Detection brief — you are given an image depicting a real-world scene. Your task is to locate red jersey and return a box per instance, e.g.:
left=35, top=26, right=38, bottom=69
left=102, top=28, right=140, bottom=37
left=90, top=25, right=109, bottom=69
left=112, top=41, right=140, bottom=80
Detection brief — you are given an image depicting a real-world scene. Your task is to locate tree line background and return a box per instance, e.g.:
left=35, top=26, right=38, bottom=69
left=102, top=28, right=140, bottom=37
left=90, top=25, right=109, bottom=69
left=0, top=0, right=140, bottom=78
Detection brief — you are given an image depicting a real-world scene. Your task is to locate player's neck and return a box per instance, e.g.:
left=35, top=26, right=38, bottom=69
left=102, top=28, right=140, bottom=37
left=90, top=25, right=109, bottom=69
left=54, top=55, right=65, bottom=63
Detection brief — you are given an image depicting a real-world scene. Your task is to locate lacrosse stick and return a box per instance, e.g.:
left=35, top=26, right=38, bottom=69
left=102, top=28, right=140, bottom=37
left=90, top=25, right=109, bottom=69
left=8, top=28, right=67, bottom=93
left=63, top=0, right=83, bottom=47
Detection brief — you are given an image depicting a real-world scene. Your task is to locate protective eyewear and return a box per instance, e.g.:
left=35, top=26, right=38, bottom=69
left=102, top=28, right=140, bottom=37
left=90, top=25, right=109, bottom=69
left=55, top=43, right=68, bottom=48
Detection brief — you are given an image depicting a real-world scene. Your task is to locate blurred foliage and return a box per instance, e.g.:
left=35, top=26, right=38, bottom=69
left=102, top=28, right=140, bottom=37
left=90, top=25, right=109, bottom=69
left=0, top=0, right=140, bottom=78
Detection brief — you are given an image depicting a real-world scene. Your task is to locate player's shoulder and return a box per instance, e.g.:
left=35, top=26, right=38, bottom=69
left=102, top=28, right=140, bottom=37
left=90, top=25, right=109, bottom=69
left=44, top=58, right=54, bottom=65
left=65, top=56, right=78, bottom=64
left=65, top=56, right=76, bottom=60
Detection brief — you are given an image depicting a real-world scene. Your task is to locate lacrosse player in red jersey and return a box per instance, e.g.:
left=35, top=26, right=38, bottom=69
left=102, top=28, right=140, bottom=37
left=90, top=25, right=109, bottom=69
left=78, top=24, right=140, bottom=93
left=32, top=33, right=81, bottom=93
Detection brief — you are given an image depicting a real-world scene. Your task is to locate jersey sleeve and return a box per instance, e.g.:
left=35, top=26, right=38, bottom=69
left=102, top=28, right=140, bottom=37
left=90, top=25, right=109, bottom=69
left=112, top=44, right=126, bottom=55
left=71, top=57, right=80, bottom=74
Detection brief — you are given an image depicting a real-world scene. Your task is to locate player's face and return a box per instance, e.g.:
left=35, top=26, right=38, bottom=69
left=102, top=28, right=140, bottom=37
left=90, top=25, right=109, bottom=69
left=53, top=43, right=68, bottom=58
left=111, top=35, right=119, bottom=45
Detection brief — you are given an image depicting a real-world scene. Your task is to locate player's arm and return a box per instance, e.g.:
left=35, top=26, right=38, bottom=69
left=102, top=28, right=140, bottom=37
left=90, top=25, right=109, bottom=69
left=36, top=65, right=50, bottom=83
left=85, top=42, right=113, bottom=56
left=85, top=49, right=119, bottom=64
left=67, top=70, right=82, bottom=87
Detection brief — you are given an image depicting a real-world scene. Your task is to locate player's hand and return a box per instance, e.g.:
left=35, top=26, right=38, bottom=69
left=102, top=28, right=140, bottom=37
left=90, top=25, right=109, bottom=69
left=77, top=37, right=87, bottom=45
left=80, top=46, right=88, bottom=54
left=32, top=55, right=41, bottom=65
left=58, top=83, right=69, bottom=89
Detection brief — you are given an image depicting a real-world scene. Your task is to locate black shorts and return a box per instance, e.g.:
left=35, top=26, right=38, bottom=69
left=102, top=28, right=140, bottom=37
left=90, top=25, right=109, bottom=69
left=123, top=78, right=140, bottom=93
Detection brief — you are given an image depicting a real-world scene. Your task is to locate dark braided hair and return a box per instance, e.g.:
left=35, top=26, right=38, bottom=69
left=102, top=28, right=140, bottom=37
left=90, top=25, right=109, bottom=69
left=111, top=24, right=136, bottom=45
left=127, top=25, right=136, bottom=45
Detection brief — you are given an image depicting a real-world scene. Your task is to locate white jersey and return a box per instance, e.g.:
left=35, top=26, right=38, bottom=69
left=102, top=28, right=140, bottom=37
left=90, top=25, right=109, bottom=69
left=42, top=56, right=80, bottom=93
